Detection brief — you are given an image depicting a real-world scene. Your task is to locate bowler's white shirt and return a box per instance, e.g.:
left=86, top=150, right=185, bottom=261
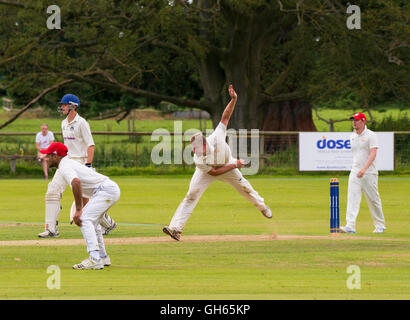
left=350, top=126, right=379, bottom=175
left=58, top=157, right=108, bottom=198
left=194, top=122, right=235, bottom=173
left=62, top=113, right=95, bottom=159
left=36, top=131, right=54, bottom=149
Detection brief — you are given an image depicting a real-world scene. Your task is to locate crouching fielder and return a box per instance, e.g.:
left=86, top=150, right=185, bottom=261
left=163, top=85, right=272, bottom=241
left=41, top=142, right=120, bottom=270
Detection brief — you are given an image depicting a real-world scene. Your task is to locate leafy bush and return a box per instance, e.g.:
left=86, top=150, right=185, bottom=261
left=368, top=112, right=409, bottom=168
left=368, top=112, right=409, bottom=131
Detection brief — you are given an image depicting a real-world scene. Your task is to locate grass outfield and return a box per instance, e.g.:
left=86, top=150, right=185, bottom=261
left=0, top=176, right=409, bottom=299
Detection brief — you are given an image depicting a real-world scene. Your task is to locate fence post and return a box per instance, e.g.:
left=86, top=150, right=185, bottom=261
left=135, top=133, right=138, bottom=168
left=182, top=139, right=186, bottom=170
left=10, top=158, right=16, bottom=174
left=259, top=133, right=264, bottom=171
left=127, top=119, right=131, bottom=141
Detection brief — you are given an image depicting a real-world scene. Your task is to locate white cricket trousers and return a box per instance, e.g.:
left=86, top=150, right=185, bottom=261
left=80, top=179, right=120, bottom=254
left=345, top=172, right=385, bottom=230
left=169, top=168, right=267, bottom=232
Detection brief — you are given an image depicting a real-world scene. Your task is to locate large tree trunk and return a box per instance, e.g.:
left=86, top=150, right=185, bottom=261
left=261, top=100, right=317, bottom=152
left=196, top=0, right=315, bottom=136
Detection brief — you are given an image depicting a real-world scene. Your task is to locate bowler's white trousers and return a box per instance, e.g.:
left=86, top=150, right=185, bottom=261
left=345, top=172, right=385, bottom=230
left=80, top=179, right=120, bottom=254
left=169, top=168, right=267, bottom=232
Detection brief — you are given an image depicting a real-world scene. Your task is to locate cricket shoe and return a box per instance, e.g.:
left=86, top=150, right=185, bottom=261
left=72, top=257, right=104, bottom=270
left=261, top=207, right=272, bottom=219
left=340, top=226, right=356, bottom=234
left=373, top=227, right=386, bottom=234
left=101, top=256, right=111, bottom=266
left=102, top=222, right=117, bottom=236
left=162, top=226, right=181, bottom=241
left=38, top=230, right=59, bottom=238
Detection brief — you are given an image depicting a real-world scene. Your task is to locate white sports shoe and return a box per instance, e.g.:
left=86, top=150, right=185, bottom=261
left=373, top=227, right=386, bottom=234
left=261, top=207, right=272, bottom=219
left=101, top=256, right=111, bottom=266
left=72, top=257, right=104, bottom=270
left=38, top=230, right=59, bottom=238
left=340, top=226, right=356, bottom=234
left=162, top=226, right=181, bottom=241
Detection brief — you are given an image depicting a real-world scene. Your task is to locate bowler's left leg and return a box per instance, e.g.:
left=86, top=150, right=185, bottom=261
left=218, top=169, right=272, bottom=218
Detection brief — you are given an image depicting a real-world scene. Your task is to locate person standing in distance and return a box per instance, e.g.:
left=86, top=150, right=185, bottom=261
left=163, top=85, right=272, bottom=241
left=340, top=112, right=386, bottom=234
left=35, top=123, right=54, bottom=180
left=40, top=142, right=120, bottom=269
left=38, top=94, right=117, bottom=238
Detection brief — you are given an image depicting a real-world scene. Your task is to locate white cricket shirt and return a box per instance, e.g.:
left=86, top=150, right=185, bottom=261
left=62, top=113, right=95, bottom=159
left=194, top=122, right=235, bottom=173
left=58, top=156, right=108, bottom=198
left=36, top=131, right=54, bottom=149
left=350, top=126, right=379, bottom=175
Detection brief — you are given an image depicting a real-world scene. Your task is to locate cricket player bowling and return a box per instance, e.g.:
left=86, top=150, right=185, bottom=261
left=163, top=85, right=272, bottom=241
left=38, top=94, right=117, bottom=238
left=41, top=142, right=120, bottom=269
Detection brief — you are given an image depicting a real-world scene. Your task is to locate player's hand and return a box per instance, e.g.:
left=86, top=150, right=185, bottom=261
left=357, top=169, right=365, bottom=178
left=73, top=209, right=83, bottom=227
left=228, top=84, right=237, bottom=100
left=236, top=159, right=246, bottom=168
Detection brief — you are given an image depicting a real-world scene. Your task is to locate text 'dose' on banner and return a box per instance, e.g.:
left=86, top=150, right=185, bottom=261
left=298, top=132, right=394, bottom=171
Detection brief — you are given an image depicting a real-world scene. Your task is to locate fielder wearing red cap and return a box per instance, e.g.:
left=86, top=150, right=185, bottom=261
left=340, top=113, right=386, bottom=234
left=349, top=112, right=367, bottom=121
left=40, top=142, right=68, bottom=157
left=43, top=143, right=120, bottom=270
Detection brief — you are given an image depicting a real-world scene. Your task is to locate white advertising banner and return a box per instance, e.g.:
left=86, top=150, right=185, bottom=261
left=298, top=132, right=394, bottom=171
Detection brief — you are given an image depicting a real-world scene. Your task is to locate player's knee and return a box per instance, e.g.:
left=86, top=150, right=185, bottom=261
left=80, top=218, right=94, bottom=230
left=242, top=185, right=252, bottom=194
left=45, top=189, right=60, bottom=202
left=186, top=189, right=200, bottom=201
left=82, top=215, right=98, bottom=227
left=46, top=182, right=61, bottom=196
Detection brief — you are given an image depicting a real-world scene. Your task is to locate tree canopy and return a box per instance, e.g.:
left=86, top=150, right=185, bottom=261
left=0, top=0, right=408, bottom=129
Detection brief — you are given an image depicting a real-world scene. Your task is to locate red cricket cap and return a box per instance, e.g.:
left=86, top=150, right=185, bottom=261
left=350, top=112, right=366, bottom=121
left=40, top=142, right=68, bottom=157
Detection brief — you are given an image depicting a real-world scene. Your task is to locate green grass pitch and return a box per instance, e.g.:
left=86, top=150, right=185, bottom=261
left=0, top=175, right=409, bottom=299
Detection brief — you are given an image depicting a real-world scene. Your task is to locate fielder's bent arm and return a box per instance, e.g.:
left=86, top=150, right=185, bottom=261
left=71, top=178, right=83, bottom=210
left=207, top=159, right=245, bottom=176
left=71, top=178, right=83, bottom=226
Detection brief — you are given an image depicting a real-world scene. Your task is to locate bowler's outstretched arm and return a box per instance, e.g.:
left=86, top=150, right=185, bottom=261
left=220, top=85, right=238, bottom=127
